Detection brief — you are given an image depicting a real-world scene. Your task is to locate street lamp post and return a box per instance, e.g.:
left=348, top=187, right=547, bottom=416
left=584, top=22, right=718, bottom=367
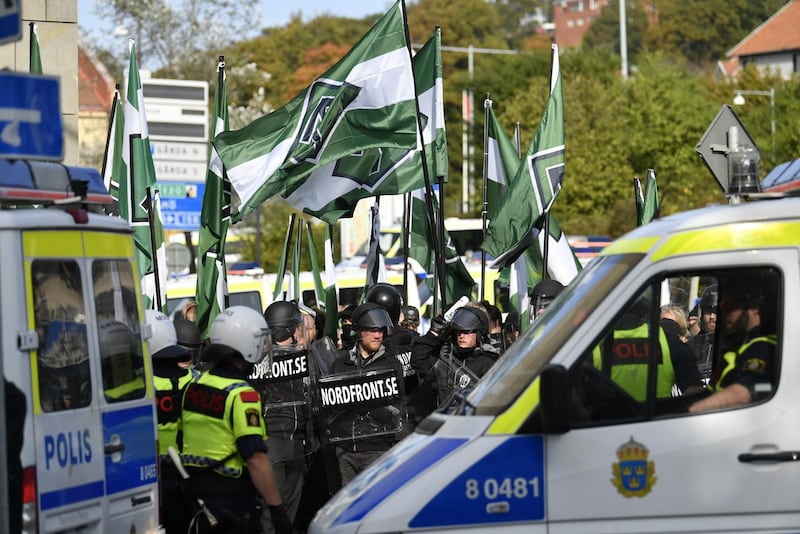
left=733, top=88, right=775, bottom=163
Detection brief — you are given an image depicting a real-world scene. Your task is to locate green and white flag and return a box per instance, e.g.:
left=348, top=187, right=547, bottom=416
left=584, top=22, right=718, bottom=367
left=196, top=57, right=231, bottom=337
left=29, top=22, right=42, bottom=74
left=484, top=44, right=565, bottom=268
left=215, top=0, right=419, bottom=222
left=363, top=200, right=388, bottom=300
left=485, top=94, right=580, bottom=288
left=323, top=224, right=339, bottom=339
left=285, top=29, right=447, bottom=223
left=408, top=188, right=474, bottom=305
left=635, top=168, right=660, bottom=226
left=100, top=84, right=124, bottom=203
left=485, top=103, right=520, bottom=221
left=119, top=40, right=166, bottom=311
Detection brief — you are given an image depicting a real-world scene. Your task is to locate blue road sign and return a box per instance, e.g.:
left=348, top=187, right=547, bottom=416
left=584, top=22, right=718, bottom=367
left=157, top=181, right=204, bottom=230
left=0, top=72, right=63, bottom=160
left=0, top=0, right=21, bottom=46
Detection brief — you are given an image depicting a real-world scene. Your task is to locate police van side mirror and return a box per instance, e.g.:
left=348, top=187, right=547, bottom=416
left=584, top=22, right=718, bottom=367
left=539, top=364, right=572, bottom=434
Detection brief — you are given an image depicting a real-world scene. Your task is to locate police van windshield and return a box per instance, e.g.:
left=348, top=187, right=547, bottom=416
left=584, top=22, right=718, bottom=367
left=470, top=253, right=645, bottom=414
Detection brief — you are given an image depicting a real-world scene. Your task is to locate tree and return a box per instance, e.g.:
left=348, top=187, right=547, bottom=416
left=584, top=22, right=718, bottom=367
left=88, top=0, right=260, bottom=76
left=582, top=0, right=651, bottom=66
left=645, top=0, right=786, bottom=68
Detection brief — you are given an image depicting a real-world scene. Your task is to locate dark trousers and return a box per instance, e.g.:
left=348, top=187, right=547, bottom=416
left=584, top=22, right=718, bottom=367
left=187, top=493, right=260, bottom=534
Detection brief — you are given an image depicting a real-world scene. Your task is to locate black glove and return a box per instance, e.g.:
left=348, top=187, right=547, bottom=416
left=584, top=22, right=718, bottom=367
left=269, top=503, right=293, bottom=534
left=430, top=315, right=450, bottom=337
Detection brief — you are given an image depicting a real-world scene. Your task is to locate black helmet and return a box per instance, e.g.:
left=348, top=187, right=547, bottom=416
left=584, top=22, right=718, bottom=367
left=264, top=300, right=301, bottom=342
left=700, top=284, right=719, bottom=314
left=401, top=305, right=420, bottom=323
left=531, top=279, right=564, bottom=317
left=365, top=283, right=402, bottom=324
left=339, top=304, right=358, bottom=322
left=450, top=307, right=489, bottom=337
left=174, top=318, right=202, bottom=362
left=352, top=302, right=394, bottom=334
left=530, top=279, right=564, bottom=299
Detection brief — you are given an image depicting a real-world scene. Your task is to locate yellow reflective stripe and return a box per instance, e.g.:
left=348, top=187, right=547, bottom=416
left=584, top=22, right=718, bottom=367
left=652, top=221, right=800, bottom=262
left=600, top=236, right=659, bottom=256
left=487, top=377, right=540, bottom=435
left=23, top=231, right=83, bottom=257
left=24, top=259, right=43, bottom=416
left=84, top=232, right=134, bottom=257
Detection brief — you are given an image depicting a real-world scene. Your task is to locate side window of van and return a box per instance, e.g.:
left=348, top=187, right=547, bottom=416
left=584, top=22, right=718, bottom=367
left=92, top=260, right=146, bottom=403
left=568, top=267, right=781, bottom=426
left=33, top=260, right=92, bottom=412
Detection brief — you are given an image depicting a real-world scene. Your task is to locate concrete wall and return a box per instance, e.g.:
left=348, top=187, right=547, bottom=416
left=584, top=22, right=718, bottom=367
left=0, top=0, right=79, bottom=164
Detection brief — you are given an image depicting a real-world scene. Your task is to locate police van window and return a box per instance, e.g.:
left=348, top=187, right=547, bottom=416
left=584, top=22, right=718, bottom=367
left=92, top=260, right=146, bottom=403
left=228, top=290, right=262, bottom=312
left=32, top=260, right=92, bottom=412
left=564, top=267, right=781, bottom=427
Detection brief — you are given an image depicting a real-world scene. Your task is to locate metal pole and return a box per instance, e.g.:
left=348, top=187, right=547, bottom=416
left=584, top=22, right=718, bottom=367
left=770, top=87, right=776, bottom=163
left=620, top=0, right=628, bottom=79
left=480, top=94, right=492, bottom=301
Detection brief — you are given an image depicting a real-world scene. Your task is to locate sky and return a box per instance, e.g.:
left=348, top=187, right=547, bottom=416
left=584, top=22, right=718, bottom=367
left=78, top=0, right=394, bottom=38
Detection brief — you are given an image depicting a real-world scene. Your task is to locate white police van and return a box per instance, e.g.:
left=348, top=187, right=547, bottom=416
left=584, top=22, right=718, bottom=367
left=0, top=160, right=160, bottom=533
left=311, top=185, right=800, bottom=532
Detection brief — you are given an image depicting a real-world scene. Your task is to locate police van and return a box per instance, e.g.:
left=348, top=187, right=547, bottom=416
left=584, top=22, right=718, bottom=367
left=311, top=187, right=800, bottom=532
left=0, top=160, right=160, bottom=533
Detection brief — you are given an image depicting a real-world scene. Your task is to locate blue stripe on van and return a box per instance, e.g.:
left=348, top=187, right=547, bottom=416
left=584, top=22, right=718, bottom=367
left=332, top=437, right=467, bottom=526
left=40, top=480, right=104, bottom=511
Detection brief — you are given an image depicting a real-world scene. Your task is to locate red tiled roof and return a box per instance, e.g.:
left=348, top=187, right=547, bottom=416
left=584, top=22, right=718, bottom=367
left=728, top=1, right=800, bottom=57
left=78, top=45, right=115, bottom=113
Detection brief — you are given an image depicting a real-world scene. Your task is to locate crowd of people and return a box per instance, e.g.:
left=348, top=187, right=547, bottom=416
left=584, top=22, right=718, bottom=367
left=142, top=269, right=777, bottom=533
left=152, top=283, right=537, bottom=534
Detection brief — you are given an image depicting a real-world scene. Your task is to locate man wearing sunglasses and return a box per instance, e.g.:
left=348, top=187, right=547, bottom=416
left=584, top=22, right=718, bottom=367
left=690, top=273, right=777, bottom=413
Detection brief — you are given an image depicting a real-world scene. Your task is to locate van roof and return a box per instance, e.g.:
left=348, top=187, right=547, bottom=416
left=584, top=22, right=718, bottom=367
left=602, top=196, right=800, bottom=259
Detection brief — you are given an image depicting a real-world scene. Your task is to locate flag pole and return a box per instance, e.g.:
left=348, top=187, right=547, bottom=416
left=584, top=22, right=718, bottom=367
left=293, top=217, right=303, bottom=302
left=273, top=214, right=296, bottom=301
left=145, top=186, right=164, bottom=311
left=100, top=84, right=121, bottom=215
left=542, top=210, right=551, bottom=281
left=480, top=94, right=492, bottom=301
left=402, top=191, right=410, bottom=305
left=404, top=16, right=447, bottom=310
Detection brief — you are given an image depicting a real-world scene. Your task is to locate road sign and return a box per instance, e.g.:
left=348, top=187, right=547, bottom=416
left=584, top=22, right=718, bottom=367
left=0, top=73, right=63, bottom=160
left=696, top=104, right=759, bottom=194
left=157, top=181, right=204, bottom=230
left=0, top=0, right=21, bottom=45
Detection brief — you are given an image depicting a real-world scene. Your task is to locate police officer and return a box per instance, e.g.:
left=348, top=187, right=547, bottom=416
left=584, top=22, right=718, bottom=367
left=413, top=305, right=500, bottom=407
left=146, top=310, right=194, bottom=534
left=530, top=279, right=564, bottom=319
left=180, top=306, right=291, bottom=534
left=328, top=303, right=407, bottom=485
left=593, top=295, right=703, bottom=402
left=687, top=284, right=718, bottom=383
left=258, top=300, right=308, bottom=533
left=690, top=274, right=777, bottom=413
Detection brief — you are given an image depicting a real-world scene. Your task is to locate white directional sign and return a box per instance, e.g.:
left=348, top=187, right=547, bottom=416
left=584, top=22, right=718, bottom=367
left=0, top=73, right=63, bottom=160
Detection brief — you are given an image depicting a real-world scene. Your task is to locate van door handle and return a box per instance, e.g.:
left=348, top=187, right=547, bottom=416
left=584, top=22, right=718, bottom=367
left=104, top=437, right=126, bottom=455
left=738, top=451, right=800, bottom=463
